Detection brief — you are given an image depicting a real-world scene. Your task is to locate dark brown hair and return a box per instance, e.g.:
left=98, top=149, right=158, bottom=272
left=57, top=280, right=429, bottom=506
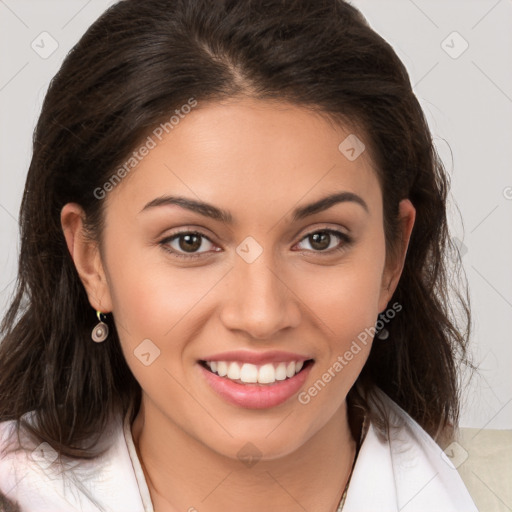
left=0, top=0, right=471, bottom=458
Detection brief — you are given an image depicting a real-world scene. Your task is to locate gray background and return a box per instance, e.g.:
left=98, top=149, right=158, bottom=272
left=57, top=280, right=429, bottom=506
left=0, top=0, right=511, bottom=429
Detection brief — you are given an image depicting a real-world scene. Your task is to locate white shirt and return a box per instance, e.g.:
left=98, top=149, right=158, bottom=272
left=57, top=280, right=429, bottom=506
left=0, top=389, right=478, bottom=511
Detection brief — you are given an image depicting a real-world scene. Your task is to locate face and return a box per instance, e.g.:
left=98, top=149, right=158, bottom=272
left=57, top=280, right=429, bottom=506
left=63, top=98, right=414, bottom=460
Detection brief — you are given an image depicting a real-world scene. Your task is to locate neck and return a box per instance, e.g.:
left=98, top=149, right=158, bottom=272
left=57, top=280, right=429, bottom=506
left=132, top=398, right=357, bottom=512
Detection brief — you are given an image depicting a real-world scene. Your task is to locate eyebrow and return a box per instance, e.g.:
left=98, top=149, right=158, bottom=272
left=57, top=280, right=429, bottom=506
left=139, top=191, right=369, bottom=223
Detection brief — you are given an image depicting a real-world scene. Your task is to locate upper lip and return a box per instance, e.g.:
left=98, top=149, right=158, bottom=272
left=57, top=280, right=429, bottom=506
left=200, top=350, right=312, bottom=365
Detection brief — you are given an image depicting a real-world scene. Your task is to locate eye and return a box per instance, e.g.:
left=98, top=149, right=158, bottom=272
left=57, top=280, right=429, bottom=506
left=159, top=228, right=351, bottom=260
left=295, top=229, right=351, bottom=254
left=159, top=231, right=219, bottom=259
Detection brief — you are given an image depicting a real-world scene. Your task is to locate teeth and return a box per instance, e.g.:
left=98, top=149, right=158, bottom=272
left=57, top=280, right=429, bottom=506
left=227, top=362, right=241, bottom=380
left=275, top=363, right=287, bottom=381
left=205, top=360, right=306, bottom=384
left=217, top=361, right=228, bottom=377
left=258, top=363, right=276, bottom=384
left=240, top=363, right=259, bottom=383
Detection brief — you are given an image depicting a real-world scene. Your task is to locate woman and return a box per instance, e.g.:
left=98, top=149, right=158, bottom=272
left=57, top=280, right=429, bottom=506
left=0, top=0, right=476, bottom=510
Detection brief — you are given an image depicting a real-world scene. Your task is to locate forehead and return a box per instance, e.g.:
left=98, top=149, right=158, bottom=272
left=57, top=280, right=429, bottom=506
left=104, top=98, right=381, bottom=222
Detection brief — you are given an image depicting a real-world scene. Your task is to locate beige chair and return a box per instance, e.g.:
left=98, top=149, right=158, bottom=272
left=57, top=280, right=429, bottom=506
left=452, top=428, right=512, bottom=512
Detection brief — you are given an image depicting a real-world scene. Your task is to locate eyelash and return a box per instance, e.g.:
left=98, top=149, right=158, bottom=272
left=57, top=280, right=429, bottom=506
left=159, top=228, right=352, bottom=260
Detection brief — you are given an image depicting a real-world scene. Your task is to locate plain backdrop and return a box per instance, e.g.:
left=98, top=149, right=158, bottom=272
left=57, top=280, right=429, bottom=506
left=0, top=0, right=511, bottom=429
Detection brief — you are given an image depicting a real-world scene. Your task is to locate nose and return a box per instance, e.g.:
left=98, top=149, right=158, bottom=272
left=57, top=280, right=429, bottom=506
left=219, top=251, right=302, bottom=340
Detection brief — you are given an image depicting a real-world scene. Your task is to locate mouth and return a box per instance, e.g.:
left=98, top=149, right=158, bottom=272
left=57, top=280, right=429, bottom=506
left=198, top=358, right=315, bottom=409
left=199, top=359, right=314, bottom=385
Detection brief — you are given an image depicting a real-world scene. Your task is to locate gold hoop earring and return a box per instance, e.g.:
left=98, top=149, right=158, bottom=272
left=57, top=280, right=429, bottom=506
left=91, top=311, right=109, bottom=343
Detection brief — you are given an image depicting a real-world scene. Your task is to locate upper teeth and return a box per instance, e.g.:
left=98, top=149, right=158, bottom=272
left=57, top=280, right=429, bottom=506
left=206, top=361, right=304, bottom=384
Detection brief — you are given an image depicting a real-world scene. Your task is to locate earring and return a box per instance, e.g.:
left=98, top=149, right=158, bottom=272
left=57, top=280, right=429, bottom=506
left=376, top=327, right=389, bottom=340
left=91, top=311, right=109, bottom=343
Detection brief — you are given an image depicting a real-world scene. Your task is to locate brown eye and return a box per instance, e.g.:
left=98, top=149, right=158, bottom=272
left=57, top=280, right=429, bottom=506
left=178, top=233, right=203, bottom=252
left=308, top=232, right=331, bottom=251
left=295, top=229, right=351, bottom=254
left=160, top=231, right=218, bottom=258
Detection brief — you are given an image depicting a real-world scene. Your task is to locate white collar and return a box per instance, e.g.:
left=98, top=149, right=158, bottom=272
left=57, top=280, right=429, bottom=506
left=343, top=388, right=477, bottom=511
left=0, top=388, right=477, bottom=512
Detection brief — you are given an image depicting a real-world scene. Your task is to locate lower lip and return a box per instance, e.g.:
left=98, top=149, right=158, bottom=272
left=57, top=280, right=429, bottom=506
left=199, top=362, right=313, bottom=409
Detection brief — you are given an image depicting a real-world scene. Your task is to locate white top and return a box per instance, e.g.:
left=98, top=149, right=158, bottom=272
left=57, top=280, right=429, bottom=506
left=0, top=389, right=478, bottom=512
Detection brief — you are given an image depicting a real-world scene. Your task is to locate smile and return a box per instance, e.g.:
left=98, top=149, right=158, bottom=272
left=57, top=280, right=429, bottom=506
left=198, top=359, right=314, bottom=409
left=203, top=360, right=305, bottom=384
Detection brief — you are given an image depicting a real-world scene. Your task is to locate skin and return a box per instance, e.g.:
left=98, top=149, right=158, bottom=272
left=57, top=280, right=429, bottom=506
left=61, top=98, right=415, bottom=512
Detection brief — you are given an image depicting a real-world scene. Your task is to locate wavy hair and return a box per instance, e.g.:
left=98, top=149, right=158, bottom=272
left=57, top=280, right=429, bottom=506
left=0, top=0, right=471, bottom=458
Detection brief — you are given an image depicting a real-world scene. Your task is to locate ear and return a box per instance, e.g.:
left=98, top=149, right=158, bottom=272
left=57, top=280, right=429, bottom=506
left=378, top=199, right=416, bottom=312
left=60, top=203, right=113, bottom=313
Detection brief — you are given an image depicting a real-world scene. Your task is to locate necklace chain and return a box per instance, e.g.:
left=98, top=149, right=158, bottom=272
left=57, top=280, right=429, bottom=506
left=335, top=411, right=369, bottom=511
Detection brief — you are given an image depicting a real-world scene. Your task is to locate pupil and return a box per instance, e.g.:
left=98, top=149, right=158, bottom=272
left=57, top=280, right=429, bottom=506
left=310, top=232, right=330, bottom=251
left=179, top=234, right=201, bottom=252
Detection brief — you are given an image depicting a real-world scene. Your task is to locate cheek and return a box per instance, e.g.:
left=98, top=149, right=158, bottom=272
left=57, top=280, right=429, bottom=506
left=298, top=245, right=386, bottom=338
left=103, top=235, right=185, bottom=332
left=293, top=255, right=384, bottom=422
left=293, top=233, right=386, bottom=396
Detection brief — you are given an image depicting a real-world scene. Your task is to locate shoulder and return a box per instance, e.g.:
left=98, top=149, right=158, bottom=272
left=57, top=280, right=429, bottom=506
left=0, top=413, right=146, bottom=512
left=0, top=419, right=22, bottom=511
left=344, top=388, right=478, bottom=512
